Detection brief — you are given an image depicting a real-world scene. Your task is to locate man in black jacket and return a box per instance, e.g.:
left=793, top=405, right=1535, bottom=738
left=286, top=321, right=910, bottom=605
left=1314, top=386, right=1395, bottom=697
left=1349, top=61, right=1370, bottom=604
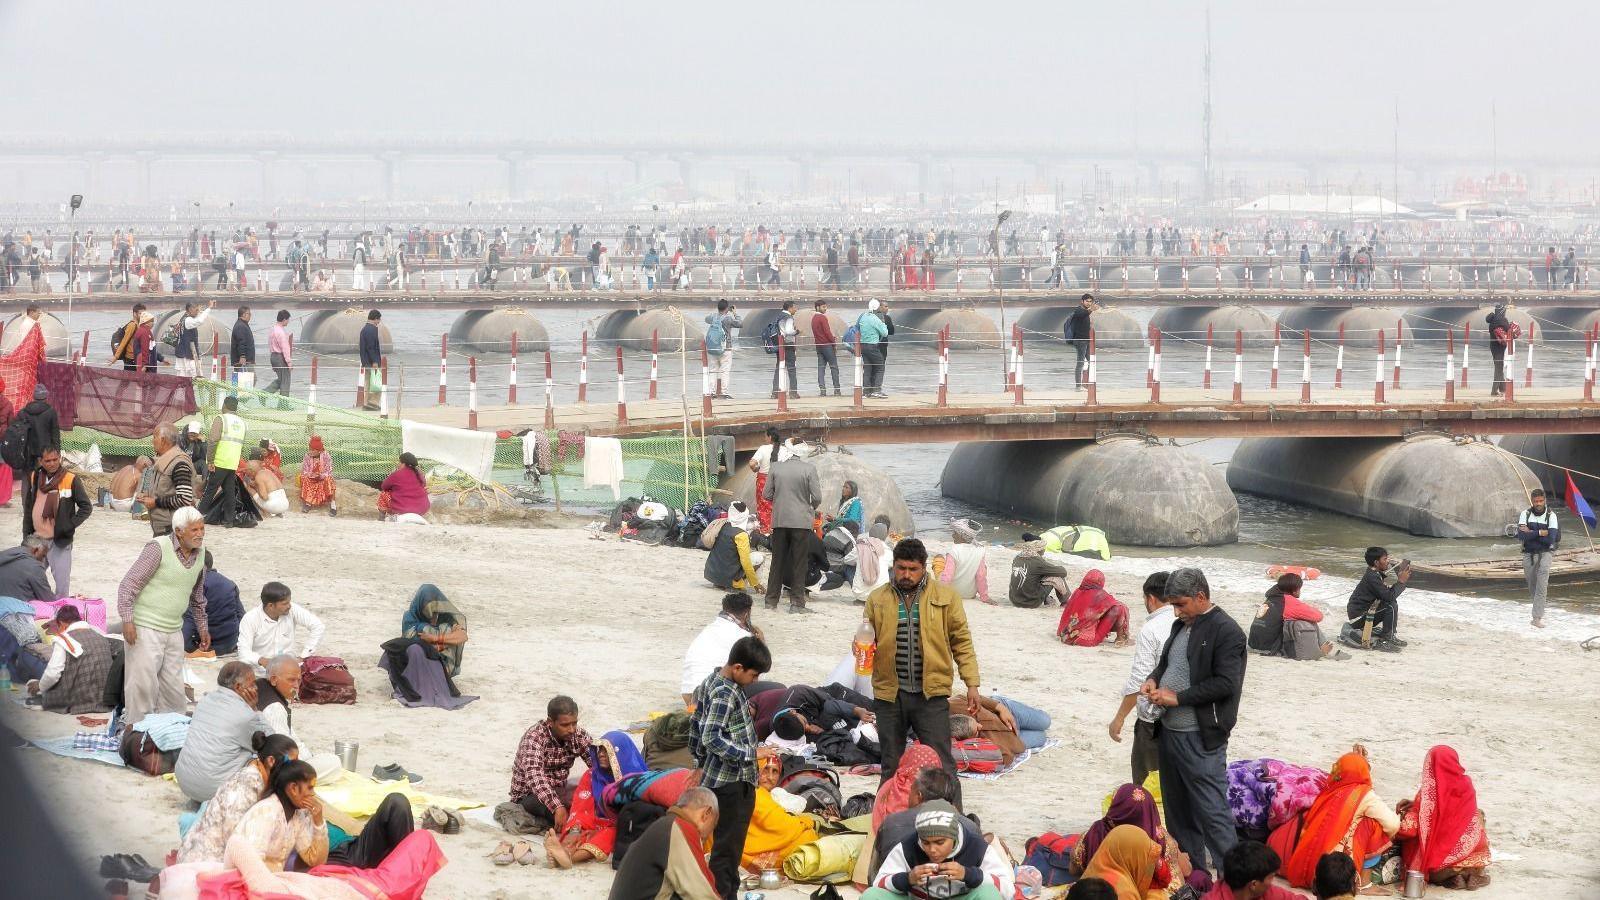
left=360, top=310, right=383, bottom=410
left=1064, top=293, right=1098, bottom=390
left=1344, top=546, right=1409, bottom=651
left=22, top=447, right=92, bottom=596
left=1142, top=567, right=1245, bottom=879
left=230, top=306, right=256, bottom=389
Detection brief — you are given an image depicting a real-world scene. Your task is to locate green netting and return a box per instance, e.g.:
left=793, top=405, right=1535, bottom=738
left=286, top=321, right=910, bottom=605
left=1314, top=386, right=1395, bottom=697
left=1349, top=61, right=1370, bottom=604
left=59, top=378, right=714, bottom=511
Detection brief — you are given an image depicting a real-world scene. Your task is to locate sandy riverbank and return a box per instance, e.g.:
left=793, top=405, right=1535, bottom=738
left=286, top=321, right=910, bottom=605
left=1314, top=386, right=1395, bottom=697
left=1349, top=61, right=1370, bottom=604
left=5, top=508, right=1597, bottom=899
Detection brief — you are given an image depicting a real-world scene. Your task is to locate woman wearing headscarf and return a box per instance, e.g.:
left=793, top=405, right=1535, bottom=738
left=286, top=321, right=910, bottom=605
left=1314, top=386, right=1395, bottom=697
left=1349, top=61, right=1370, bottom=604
left=1070, top=783, right=1199, bottom=894
left=1058, top=570, right=1131, bottom=647
left=378, top=452, right=429, bottom=523
left=1080, top=824, right=1165, bottom=900
left=1395, top=746, right=1491, bottom=890
left=401, top=584, right=468, bottom=677
left=872, top=743, right=943, bottom=831
left=826, top=480, right=863, bottom=531
left=545, top=730, right=647, bottom=869
left=1269, top=746, right=1399, bottom=892
left=852, top=521, right=893, bottom=596
left=937, top=518, right=993, bottom=606
left=742, top=751, right=820, bottom=872
left=299, top=435, right=337, bottom=515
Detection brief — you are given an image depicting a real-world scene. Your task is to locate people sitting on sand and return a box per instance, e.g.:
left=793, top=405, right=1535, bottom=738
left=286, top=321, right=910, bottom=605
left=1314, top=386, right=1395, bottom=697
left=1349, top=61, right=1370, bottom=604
left=257, top=440, right=283, bottom=478
left=1069, top=782, right=1201, bottom=894
left=865, top=764, right=962, bottom=879
left=820, top=519, right=860, bottom=589
left=1079, top=824, right=1167, bottom=900
left=874, top=744, right=944, bottom=831
left=1058, top=570, right=1131, bottom=647
left=703, top=503, right=766, bottom=595
left=237, top=581, right=326, bottom=669
left=1313, top=852, right=1360, bottom=900
left=185, top=551, right=244, bottom=656
left=242, top=449, right=288, bottom=518
left=853, top=521, right=892, bottom=595
left=177, top=732, right=299, bottom=864
left=824, top=479, right=864, bottom=531
left=0, top=536, right=57, bottom=601
left=109, top=455, right=151, bottom=513
left=298, top=435, right=337, bottom=516
left=936, top=518, right=993, bottom=606
left=378, top=453, right=430, bottom=524
left=254, top=655, right=303, bottom=743
left=681, top=592, right=764, bottom=708
left=27, top=605, right=117, bottom=714
left=1395, top=746, right=1491, bottom=891
left=1342, top=546, right=1409, bottom=653
left=1249, top=573, right=1347, bottom=661
left=1008, top=534, right=1070, bottom=608
left=400, top=583, right=466, bottom=676
left=510, top=695, right=594, bottom=833
left=743, top=752, right=820, bottom=872
left=606, top=785, right=721, bottom=900
left=175, top=661, right=273, bottom=803
left=545, top=729, right=648, bottom=868
left=1065, top=879, right=1118, bottom=900
left=1202, top=840, right=1301, bottom=899
left=867, top=799, right=1010, bottom=899
left=181, top=421, right=209, bottom=477
left=1269, top=745, right=1400, bottom=893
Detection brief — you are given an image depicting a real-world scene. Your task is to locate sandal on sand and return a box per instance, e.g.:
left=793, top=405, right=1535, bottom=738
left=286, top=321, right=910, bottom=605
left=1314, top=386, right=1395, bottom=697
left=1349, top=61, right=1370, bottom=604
left=544, top=832, right=573, bottom=869
left=1356, top=885, right=1392, bottom=897
left=512, top=841, right=536, bottom=865
left=489, top=841, right=515, bottom=866
left=420, top=806, right=450, bottom=833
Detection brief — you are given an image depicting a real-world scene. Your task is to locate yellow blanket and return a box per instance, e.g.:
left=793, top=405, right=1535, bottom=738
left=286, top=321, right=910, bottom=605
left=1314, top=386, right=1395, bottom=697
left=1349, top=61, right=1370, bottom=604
left=782, top=833, right=866, bottom=883
left=742, top=789, right=819, bottom=870
left=315, top=772, right=484, bottom=818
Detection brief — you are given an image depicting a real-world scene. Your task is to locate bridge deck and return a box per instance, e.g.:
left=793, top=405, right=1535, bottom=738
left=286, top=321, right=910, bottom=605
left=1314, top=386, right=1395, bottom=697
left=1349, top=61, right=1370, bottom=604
left=397, top=387, right=1600, bottom=447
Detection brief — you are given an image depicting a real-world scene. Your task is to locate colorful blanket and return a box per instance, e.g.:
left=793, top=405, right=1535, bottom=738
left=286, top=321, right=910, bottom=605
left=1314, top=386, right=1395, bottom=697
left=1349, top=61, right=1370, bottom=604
left=958, top=739, right=1062, bottom=781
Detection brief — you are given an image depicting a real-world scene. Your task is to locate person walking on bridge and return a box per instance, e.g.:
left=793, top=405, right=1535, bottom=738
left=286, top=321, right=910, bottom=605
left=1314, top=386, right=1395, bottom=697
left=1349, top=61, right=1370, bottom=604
left=1065, top=294, right=1097, bottom=390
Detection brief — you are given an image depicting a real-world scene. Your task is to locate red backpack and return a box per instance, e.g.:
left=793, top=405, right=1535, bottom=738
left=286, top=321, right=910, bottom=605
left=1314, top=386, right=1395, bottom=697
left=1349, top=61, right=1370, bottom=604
left=951, top=737, right=1004, bottom=774
left=299, top=656, right=356, bottom=705
left=1021, top=832, right=1078, bottom=887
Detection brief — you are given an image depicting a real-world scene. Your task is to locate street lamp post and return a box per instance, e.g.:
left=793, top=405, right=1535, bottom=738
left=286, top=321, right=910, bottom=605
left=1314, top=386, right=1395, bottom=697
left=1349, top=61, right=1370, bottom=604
left=64, top=194, right=81, bottom=354
left=995, top=209, right=1012, bottom=387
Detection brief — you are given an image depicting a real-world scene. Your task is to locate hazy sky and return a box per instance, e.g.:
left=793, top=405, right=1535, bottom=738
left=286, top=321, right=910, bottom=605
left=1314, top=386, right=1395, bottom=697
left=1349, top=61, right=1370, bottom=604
left=0, top=0, right=1585, bottom=159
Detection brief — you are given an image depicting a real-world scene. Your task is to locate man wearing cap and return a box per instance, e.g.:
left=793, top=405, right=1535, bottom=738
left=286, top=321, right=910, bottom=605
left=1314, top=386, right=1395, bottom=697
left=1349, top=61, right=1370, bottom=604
left=17, top=383, right=60, bottom=475
left=868, top=799, right=1009, bottom=898
left=936, top=519, right=992, bottom=606
left=1006, top=534, right=1069, bottom=608
left=1141, top=567, right=1246, bottom=879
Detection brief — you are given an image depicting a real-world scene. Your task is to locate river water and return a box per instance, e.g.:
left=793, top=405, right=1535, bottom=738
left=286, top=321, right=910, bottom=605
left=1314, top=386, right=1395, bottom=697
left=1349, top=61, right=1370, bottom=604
left=51, top=299, right=1600, bottom=622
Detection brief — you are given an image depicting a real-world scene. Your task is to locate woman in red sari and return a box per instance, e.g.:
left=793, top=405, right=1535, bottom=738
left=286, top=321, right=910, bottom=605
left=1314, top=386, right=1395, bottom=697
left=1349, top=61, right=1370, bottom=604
left=299, top=435, right=337, bottom=515
left=1395, top=746, right=1491, bottom=890
left=1057, top=570, right=1131, bottom=647
left=1270, top=746, right=1399, bottom=893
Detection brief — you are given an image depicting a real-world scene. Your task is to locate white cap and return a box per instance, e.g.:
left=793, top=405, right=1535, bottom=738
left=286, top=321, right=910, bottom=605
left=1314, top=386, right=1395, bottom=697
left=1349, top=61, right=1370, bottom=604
left=186, top=422, right=202, bottom=434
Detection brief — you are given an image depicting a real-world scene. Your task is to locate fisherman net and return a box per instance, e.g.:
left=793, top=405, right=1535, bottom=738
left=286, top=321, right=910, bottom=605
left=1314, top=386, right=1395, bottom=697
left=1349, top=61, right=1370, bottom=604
left=58, top=376, right=717, bottom=511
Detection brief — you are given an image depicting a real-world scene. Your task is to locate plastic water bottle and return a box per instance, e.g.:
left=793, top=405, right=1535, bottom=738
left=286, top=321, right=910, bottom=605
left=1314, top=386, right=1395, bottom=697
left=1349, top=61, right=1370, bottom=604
left=852, top=620, right=876, bottom=676
left=0, top=664, right=11, bottom=693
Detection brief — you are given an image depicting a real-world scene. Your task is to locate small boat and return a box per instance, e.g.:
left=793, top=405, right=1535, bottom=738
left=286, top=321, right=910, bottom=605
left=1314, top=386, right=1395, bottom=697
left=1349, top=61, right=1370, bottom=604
left=1406, top=547, right=1600, bottom=591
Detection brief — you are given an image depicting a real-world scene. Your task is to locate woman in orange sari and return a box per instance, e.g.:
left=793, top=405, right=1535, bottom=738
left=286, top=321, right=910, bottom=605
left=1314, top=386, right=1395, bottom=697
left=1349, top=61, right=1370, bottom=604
left=1080, top=824, right=1165, bottom=900
left=1269, top=746, right=1399, bottom=894
left=1395, top=746, right=1491, bottom=890
left=299, top=435, right=338, bottom=515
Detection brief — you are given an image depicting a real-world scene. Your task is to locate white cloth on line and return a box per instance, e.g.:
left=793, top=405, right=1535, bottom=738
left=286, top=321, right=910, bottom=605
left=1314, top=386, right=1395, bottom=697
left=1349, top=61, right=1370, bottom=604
left=521, top=431, right=537, bottom=467
left=584, top=437, right=625, bottom=500
left=400, top=419, right=498, bottom=483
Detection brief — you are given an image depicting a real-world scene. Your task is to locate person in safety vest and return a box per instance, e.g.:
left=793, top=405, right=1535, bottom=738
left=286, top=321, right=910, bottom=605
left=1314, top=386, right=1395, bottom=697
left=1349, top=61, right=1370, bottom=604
left=1041, top=525, right=1112, bottom=562
left=201, top=396, right=247, bottom=527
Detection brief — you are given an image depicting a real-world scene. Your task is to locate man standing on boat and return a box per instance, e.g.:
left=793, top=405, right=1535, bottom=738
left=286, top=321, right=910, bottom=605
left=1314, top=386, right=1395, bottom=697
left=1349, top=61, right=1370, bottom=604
left=1517, top=489, right=1559, bottom=629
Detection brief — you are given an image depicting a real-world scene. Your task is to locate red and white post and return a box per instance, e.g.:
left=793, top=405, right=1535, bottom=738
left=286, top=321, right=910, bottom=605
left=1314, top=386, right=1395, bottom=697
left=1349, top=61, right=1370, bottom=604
left=699, top=340, right=712, bottom=418
left=1150, top=327, right=1162, bottom=403
left=1300, top=329, right=1312, bottom=403
left=211, top=334, right=221, bottom=381
left=437, top=334, right=448, bottom=404
left=1374, top=330, right=1386, bottom=404
left=544, top=350, right=556, bottom=429
left=852, top=333, right=864, bottom=408
left=1085, top=329, right=1098, bottom=405
left=615, top=347, right=628, bottom=424
left=508, top=332, right=519, bottom=405
left=1461, top=322, right=1471, bottom=388
left=1145, top=327, right=1155, bottom=388
left=1503, top=336, right=1516, bottom=402
left=775, top=334, right=789, bottom=412
left=578, top=330, right=589, bottom=402
left=937, top=325, right=949, bottom=407
left=468, top=356, right=479, bottom=429
left=1334, top=322, right=1346, bottom=389
left=1523, top=320, right=1535, bottom=388
left=307, top=356, right=319, bottom=414
left=1231, top=329, right=1244, bottom=403
left=1271, top=322, right=1281, bottom=389
left=649, top=329, right=660, bottom=400
left=1444, top=328, right=1456, bottom=402
left=1586, top=324, right=1596, bottom=403
left=79, top=330, right=89, bottom=364
left=1013, top=325, right=1026, bottom=405
left=378, top=357, right=389, bottom=417
left=1392, top=319, right=1404, bottom=389
left=1203, top=323, right=1214, bottom=389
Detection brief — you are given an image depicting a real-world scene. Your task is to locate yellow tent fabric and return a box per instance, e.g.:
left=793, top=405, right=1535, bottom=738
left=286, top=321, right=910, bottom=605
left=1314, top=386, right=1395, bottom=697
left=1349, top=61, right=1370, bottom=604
left=783, top=833, right=867, bottom=883
left=316, top=772, right=484, bottom=818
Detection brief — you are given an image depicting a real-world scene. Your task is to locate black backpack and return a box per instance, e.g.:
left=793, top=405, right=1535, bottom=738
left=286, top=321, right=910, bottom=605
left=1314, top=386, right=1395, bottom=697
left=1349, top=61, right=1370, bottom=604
left=761, top=318, right=783, bottom=354
left=0, top=417, right=30, bottom=469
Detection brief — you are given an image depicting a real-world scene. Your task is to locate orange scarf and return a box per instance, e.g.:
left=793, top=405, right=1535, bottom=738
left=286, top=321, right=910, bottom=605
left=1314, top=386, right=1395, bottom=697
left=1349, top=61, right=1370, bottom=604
left=1080, top=824, right=1160, bottom=900
left=1281, top=753, right=1371, bottom=888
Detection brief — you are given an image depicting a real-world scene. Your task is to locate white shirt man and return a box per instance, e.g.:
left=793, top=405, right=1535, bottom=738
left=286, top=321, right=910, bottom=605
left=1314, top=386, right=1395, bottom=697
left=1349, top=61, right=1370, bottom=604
left=236, top=585, right=326, bottom=668
left=1112, top=582, right=1176, bottom=788
left=680, top=600, right=762, bottom=706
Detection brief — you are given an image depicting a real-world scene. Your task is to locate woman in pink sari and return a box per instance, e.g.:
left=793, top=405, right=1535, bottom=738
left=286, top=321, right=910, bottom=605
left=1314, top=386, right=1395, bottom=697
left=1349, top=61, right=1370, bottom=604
left=1057, top=570, right=1131, bottom=647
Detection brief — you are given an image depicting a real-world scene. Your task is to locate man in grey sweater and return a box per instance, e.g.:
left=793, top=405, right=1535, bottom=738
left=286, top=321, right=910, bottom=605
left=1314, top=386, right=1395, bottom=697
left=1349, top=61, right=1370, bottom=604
left=762, top=441, right=821, bottom=613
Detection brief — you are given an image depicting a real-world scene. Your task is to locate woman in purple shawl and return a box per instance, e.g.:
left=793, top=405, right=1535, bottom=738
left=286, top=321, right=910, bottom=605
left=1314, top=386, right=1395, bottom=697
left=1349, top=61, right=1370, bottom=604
left=1070, top=783, right=1205, bottom=893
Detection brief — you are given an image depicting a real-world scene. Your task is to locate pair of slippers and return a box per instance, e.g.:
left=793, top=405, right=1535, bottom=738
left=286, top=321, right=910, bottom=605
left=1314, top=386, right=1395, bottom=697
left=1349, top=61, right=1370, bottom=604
left=488, top=840, right=536, bottom=866
left=420, top=806, right=462, bottom=835
left=99, top=854, right=160, bottom=882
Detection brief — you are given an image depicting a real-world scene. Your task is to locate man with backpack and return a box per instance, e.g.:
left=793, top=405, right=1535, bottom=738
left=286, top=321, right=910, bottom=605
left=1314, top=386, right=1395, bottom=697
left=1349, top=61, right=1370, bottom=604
left=9, top=385, right=60, bottom=478
left=856, top=300, right=890, bottom=399
left=767, top=301, right=800, bottom=400
left=703, top=300, right=741, bottom=399
left=1486, top=302, right=1518, bottom=396
left=112, top=303, right=147, bottom=371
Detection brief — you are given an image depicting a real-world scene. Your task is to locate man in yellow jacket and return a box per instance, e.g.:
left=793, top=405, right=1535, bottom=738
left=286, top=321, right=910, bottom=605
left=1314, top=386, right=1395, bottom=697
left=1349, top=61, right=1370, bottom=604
left=865, top=537, right=982, bottom=805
